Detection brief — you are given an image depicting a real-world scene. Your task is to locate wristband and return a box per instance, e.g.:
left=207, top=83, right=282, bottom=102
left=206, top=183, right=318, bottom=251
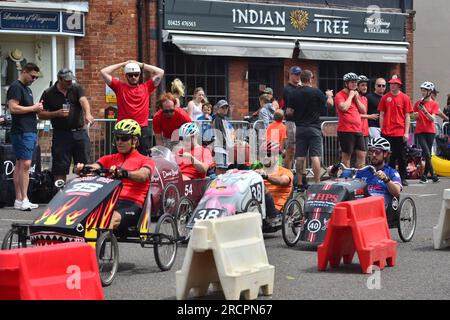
left=383, top=177, right=391, bottom=184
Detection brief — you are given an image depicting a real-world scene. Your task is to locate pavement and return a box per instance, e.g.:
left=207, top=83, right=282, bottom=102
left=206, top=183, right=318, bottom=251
left=1, top=178, right=450, bottom=300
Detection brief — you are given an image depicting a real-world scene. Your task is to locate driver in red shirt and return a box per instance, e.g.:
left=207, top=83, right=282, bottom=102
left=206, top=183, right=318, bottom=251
left=74, top=119, right=155, bottom=234
left=173, top=122, right=213, bottom=180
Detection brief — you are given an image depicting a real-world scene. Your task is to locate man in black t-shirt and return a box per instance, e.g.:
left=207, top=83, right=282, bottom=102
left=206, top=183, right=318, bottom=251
left=366, top=78, right=386, bottom=139
left=7, top=62, right=43, bottom=211
left=287, top=70, right=333, bottom=188
left=39, top=68, right=94, bottom=182
left=282, top=66, right=302, bottom=170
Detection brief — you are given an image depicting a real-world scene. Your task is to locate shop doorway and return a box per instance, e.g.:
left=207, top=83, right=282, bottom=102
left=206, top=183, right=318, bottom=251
left=248, top=59, right=282, bottom=112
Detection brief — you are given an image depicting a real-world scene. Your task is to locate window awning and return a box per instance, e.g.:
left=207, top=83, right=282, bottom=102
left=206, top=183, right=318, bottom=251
left=163, top=31, right=409, bottom=63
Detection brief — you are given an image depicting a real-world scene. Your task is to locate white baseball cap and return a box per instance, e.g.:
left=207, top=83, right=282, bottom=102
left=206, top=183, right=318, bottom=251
left=124, top=62, right=141, bottom=74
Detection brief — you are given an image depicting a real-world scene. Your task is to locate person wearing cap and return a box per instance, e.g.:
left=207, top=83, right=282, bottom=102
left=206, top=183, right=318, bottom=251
left=100, top=60, right=165, bottom=154
left=39, top=68, right=94, bottom=182
left=211, top=99, right=235, bottom=174
left=335, top=72, right=367, bottom=169
left=258, top=93, right=276, bottom=128
left=74, top=119, right=155, bottom=234
left=262, top=87, right=280, bottom=110
left=378, top=75, right=413, bottom=186
left=7, top=62, right=43, bottom=211
left=287, top=70, right=333, bottom=190
left=282, top=65, right=302, bottom=170
left=366, top=78, right=386, bottom=139
left=152, top=92, right=192, bottom=148
left=412, top=82, right=440, bottom=183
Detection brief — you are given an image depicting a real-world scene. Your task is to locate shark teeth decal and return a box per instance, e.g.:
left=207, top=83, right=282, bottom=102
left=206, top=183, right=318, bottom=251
left=30, top=232, right=85, bottom=246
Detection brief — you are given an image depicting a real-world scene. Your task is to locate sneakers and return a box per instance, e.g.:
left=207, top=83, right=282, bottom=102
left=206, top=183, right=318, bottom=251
left=16, top=199, right=38, bottom=211
left=266, top=215, right=282, bottom=226
left=431, top=176, right=440, bottom=183
left=419, top=176, right=428, bottom=184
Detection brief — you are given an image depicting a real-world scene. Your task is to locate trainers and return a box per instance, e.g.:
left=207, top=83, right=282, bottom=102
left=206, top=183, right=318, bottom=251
left=14, top=200, right=22, bottom=210
left=431, top=176, right=440, bottom=183
left=419, top=176, right=428, bottom=184
left=20, top=199, right=38, bottom=211
left=266, top=215, right=282, bottom=226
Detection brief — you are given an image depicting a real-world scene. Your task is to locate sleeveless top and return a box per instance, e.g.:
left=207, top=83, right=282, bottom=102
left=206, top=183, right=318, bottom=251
left=190, top=101, right=204, bottom=120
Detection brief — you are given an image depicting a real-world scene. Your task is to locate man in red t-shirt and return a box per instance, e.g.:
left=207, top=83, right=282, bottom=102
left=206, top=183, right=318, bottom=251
left=152, top=92, right=192, bottom=148
left=74, top=119, right=155, bottom=235
left=378, top=75, right=414, bottom=186
left=357, top=75, right=371, bottom=152
left=100, top=60, right=164, bottom=155
left=173, top=122, right=213, bottom=180
left=335, top=73, right=367, bottom=168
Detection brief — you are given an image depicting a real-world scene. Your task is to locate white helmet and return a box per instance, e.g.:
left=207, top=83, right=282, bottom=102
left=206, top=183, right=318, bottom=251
left=368, top=137, right=391, bottom=152
left=343, top=73, right=359, bottom=82
left=179, top=122, right=199, bottom=138
left=124, top=62, right=141, bottom=74
left=420, top=81, right=435, bottom=91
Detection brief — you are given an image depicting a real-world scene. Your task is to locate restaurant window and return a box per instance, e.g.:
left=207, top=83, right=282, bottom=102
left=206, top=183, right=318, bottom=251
left=163, top=44, right=228, bottom=107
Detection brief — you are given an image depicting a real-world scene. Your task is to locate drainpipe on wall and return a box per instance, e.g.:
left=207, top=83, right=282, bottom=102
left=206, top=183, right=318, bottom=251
left=157, top=0, right=166, bottom=92
left=137, top=0, right=144, bottom=83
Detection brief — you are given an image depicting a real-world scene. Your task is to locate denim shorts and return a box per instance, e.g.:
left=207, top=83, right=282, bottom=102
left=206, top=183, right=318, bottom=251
left=11, top=132, right=37, bottom=160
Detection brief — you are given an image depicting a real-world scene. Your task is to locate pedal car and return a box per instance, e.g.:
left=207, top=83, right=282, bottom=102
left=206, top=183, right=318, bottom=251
left=281, top=164, right=417, bottom=247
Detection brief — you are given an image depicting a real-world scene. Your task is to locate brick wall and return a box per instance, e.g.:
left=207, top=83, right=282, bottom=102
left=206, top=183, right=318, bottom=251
left=404, top=12, right=415, bottom=99
left=228, top=58, right=249, bottom=120
left=75, top=0, right=139, bottom=118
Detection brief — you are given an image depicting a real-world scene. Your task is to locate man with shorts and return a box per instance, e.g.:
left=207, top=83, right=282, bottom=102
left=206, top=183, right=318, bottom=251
left=378, top=75, right=413, bottom=186
left=282, top=66, right=302, bottom=170
left=74, top=119, right=155, bottom=236
left=335, top=73, right=367, bottom=168
left=39, top=68, right=94, bottom=182
left=7, top=62, right=43, bottom=211
left=101, top=60, right=164, bottom=154
left=287, top=70, right=333, bottom=190
left=152, top=92, right=191, bottom=148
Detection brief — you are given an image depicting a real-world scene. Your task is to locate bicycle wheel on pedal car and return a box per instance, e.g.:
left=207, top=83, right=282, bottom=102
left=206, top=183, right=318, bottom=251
left=96, top=231, right=119, bottom=287
left=176, top=197, right=194, bottom=243
left=398, top=197, right=417, bottom=242
left=1, top=226, right=28, bottom=250
left=154, top=213, right=178, bottom=271
left=282, top=199, right=303, bottom=247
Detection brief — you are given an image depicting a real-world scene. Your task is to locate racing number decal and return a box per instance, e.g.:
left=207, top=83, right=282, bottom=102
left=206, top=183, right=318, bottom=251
left=185, top=184, right=193, bottom=196
left=65, top=183, right=104, bottom=194
left=194, top=209, right=221, bottom=223
left=250, top=182, right=263, bottom=204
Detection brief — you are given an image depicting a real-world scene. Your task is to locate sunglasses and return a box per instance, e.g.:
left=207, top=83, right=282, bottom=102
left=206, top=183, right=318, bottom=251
left=368, top=149, right=384, bottom=156
left=163, top=109, right=175, bottom=114
left=127, top=73, right=140, bottom=78
left=377, top=84, right=386, bottom=88
left=115, top=135, right=132, bottom=142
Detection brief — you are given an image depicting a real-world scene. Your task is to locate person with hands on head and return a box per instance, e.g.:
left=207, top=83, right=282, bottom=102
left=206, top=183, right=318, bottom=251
left=7, top=62, right=42, bottom=211
left=412, top=82, right=440, bottom=183
left=254, top=141, right=294, bottom=226
left=173, top=122, right=213, bottom=181
left=39, top=68, right=93, bottom=182
left=100, top=60, right=164, bottom=155
left=74, top=119, right=155, bottom=234
left=335, top=72, right=366, bottom=169
left=355, top=137, right=402, bottom=207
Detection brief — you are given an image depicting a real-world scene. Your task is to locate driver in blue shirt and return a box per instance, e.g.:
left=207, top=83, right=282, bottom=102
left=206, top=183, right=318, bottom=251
left=355, top=137, right=402, bottom=206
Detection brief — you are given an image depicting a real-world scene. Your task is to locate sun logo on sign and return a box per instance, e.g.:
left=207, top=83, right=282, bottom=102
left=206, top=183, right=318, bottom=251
left=290, top=10, right=309, bottom=32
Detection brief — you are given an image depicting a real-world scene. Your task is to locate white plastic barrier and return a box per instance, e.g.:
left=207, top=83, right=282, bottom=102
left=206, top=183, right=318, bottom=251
left=176, top=212, right=274, bottom=300
left=433, top=189, right=450, bottom=249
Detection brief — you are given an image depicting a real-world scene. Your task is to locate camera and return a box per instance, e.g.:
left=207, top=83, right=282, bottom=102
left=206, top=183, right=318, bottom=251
left=0, top=114, right=12, bottom=127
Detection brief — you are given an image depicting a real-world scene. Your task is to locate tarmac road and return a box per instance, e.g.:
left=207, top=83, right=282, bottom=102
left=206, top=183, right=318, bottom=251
left=1, top=178, right=450, bottom=300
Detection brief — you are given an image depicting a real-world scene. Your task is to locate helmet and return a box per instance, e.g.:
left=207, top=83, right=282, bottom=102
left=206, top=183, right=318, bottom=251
left=179, top=122, right=199, bottom=138
left=343, top=73, right=359, bottom=82
left=113, top=119, right=141, bottom=136
left=420, top=81, right=435, bottom=91
left=358, top=75, right=370, bottom=84
left=368, top=137, right=391, bottom=152
left=123, top=62, right=141, bottom=74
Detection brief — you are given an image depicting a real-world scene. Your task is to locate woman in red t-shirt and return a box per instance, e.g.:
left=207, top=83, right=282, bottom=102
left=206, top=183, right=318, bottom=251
left=413, top=82, right=440, bottom=183
left=173, top=122, right=213, bottom=180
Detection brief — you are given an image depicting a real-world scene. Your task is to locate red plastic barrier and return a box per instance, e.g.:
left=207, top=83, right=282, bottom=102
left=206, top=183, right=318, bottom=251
left=317, top=196, right=397, bottom=273
left=0, top=243, right=104, bottom=300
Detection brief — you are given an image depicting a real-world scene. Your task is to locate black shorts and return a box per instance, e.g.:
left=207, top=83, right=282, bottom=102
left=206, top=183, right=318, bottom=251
left=295, top=127, right=323, bottom=158
left=52, top=129, right=91, bottom=175
left=337, top=132, right=366, bottom=154
left=115, top=199, right=143, bottom=235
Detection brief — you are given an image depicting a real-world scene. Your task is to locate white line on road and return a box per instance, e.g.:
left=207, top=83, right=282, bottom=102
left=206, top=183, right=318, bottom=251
left=402, top=193, right=437, bottom=198
left=0, top=219, right=33, bottom=223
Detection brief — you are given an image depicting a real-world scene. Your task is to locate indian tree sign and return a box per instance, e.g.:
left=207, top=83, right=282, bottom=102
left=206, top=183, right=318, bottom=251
left=163, top=0, right=406, bottom=42
left=0, top=9, right=85, bottom=36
